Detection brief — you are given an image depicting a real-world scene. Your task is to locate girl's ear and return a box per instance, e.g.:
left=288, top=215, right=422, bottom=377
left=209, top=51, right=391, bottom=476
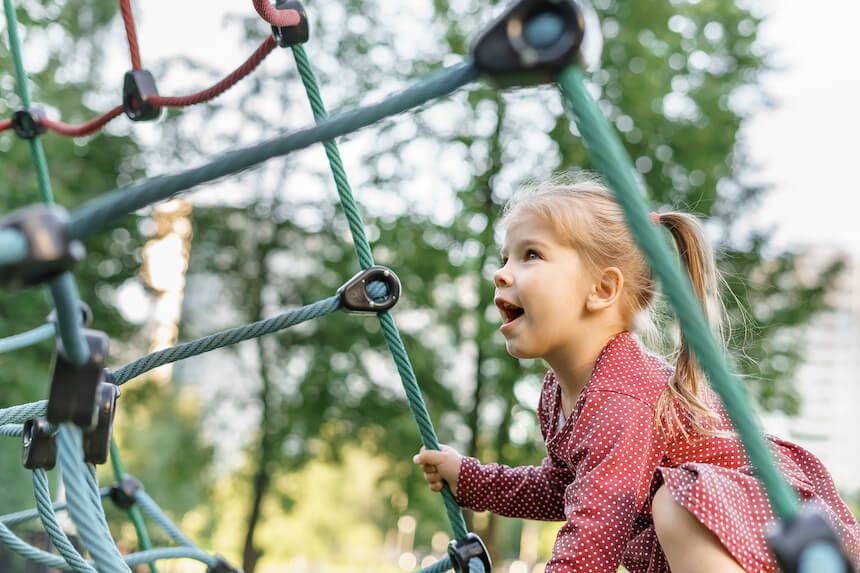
left=586, top=267, right=624, bottom=312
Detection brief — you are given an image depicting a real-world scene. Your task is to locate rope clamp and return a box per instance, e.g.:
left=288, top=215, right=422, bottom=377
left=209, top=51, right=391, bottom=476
left=47, top=329, right=110, bottom=429
left=123, top=70, right=162, bottom=121
left=0, top=205, right=85, bottom=290
left=82, top=378, right=119, bottom=465
left=207, top=556, right=241, bottom=573
left=766, top=504, right=855, bottom=573
left=448, top=532, right=492, bottom=573
left=109, top=475, right=142, bottom=510
left=11, top=106, right=46, bottom=139
left=337, top=265, right=401, bottom=314
left=22, top=418, right=57, bottom=470
left=272, top=0, right=309, bottom=47
left=471, top=0, right=594, bottom=85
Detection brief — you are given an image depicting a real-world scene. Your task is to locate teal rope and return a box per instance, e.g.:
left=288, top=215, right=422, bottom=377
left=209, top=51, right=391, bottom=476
left=134, top=490, right=196, bottom=547
left=109, top=440, right=159, bottom=573
left=0, top=228, right=28, bottom=266
left=0, top=424, right=23, bottom=437
left=291, top=44, right=470, bottom=541
left=556, top=66, right=800, bottom=520
left=0, top=519, right=70, bottom=570
left=2, top=0, right=90, bottom=366
left=2, top=0, right=52, bottom=205
left=122, top=547, right=217, bottom=568
left=33, top=469, right=97, bottom=573
left=113, top=294, right=341, bottom=384
left=57, top=426, right=131, bottom=572
left=0, top=323, right=55, bottom=354
left=0, top=401, right=49, bottom=425
left=47, top=274, right=91, bottom=365
left=416, top=556, right=453, bottom=573
left=66, top=61, right=477, bottom=240
left=0, top=487, right=110, bottom=527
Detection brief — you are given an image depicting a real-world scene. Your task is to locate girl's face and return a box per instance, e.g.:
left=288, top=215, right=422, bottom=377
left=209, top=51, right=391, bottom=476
left=494, top=210, right=597, bottom=360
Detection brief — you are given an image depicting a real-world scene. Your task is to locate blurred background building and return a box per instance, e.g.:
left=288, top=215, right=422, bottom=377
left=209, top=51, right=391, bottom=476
left=762, top=249, right=860, bottom=493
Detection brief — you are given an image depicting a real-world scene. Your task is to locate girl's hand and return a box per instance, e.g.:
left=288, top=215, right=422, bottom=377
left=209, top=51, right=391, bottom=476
left=413, top=445, right=463, bottom=496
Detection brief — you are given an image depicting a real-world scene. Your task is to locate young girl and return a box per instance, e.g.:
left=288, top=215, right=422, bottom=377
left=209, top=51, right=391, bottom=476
left=413, top=176, right=860, bottom=572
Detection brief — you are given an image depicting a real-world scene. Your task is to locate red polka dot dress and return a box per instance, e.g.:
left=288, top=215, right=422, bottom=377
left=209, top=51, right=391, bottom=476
left=455, top=332, right=860, bottom=572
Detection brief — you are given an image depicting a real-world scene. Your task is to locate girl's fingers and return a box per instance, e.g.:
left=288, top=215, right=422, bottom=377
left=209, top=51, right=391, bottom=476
left=421, top=463, right=437, bottom=473
left=423, top=471, right=441, bottom=483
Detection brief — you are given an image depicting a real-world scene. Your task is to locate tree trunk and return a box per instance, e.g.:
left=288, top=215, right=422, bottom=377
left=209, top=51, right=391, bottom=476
left=241, top=233, right=277, bottom=573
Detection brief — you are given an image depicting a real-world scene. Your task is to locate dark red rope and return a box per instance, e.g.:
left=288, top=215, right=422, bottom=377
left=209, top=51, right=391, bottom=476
left=39, top=106, right=124, bottom=137
left=252, top=0, right=301, bottom=26
left=119, top=0, right=142, bottom=70
left=7, top=4, right=290, bottom=139
left=148, top=37, right=276, bottom=107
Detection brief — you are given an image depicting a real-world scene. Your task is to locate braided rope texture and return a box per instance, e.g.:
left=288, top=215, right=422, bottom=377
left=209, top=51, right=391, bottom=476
left=114, top=295, right=340, bottom=384
left=291, top=44, right=470, bottom=543
left=33, top=469, right=97, bottom=572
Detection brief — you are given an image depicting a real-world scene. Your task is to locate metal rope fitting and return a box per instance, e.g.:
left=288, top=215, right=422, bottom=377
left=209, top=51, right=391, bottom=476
left=272, top=0, right=309, bottom=47
left=109, top=476, right=142, bottom=510
left=766, top=504, right=855, bottom=573
left=82, top=379, right=120, bottom=465
left=22, top=418, right=57, bottom=470
left=337, top=265, right=401, bottom=314
left=11, top=107, right=46, bottom=139
left=47, top=330, right=110, bottom=429
left=448, top=532, right=492, bottom=573
left=471, top=0, right=601, bottom=86
left=0, top=205, right=85, bottom=290
left=123, top=70, right=162, bottom=121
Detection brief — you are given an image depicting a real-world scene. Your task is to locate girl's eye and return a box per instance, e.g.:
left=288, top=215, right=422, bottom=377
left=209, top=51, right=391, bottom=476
left=525, top=249, right=540, bottom=261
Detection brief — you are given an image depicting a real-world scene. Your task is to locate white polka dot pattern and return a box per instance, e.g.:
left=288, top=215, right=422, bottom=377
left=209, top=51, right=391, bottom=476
left=455, top=332, right=860, bottom=572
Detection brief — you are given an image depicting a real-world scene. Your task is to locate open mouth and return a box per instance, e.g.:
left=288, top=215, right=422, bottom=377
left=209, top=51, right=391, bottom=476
left=496, top=300, right=525, bottom=325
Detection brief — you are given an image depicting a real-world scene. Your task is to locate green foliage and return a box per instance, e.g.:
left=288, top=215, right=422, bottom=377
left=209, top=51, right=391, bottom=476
left=0, top=0, right=836, bottom=568
left=0, top=0, right=144, bottom=513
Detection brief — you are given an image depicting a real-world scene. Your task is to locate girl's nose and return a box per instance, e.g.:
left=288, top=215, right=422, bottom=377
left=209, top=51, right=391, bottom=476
left=494, top=265, right=512, bottom=288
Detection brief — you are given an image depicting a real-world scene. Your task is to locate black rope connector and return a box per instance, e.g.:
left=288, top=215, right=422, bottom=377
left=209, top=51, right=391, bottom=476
left=12, top=106, right=46, bottom=139
left=448, top=533, right=492, bottom=573
left=82, top=379, right=120, bottom=465
left=47, top=301, right=93, bottom=328
left=109, top=476, right=142, bottom=510
left=766, top=505, right=856, bottom=573
left=22, top=418, right=57, bottom=471
left=272, top=0, right=309, bottom=47
left=123, top=70, right=161, bottom=121
left=0, top=205, right=85, bottom=290
left=47, top=330, right=110, bottom=429
left=207, top=556, right=241, bottom=573
left=337, top=265, right=401, bottom=314
left=471, top=0, right=594, bottom=85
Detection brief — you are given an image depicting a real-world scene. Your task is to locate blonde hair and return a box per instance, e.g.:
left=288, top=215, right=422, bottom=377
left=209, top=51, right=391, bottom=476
left=502, top=173, right=725, bottom=437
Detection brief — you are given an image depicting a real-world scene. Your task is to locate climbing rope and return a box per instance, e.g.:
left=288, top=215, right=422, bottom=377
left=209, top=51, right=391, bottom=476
left=0, top=0, right=852, bottom=571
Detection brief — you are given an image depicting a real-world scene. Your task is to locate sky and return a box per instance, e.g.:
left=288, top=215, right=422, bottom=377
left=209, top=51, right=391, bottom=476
left=116, top=0, right=860, bottom=255
left=743, top=0, right=860, bottom=255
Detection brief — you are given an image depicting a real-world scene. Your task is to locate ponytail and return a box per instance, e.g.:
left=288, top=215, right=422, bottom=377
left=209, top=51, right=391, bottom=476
left=655, top=212, right=725, bottom=437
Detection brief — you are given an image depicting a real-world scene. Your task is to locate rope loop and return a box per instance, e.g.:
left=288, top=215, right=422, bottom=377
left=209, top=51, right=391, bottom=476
left=251, top=0, right=302, bottom=27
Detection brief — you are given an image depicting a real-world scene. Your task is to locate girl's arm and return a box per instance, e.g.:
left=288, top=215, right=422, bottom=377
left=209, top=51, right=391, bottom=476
left=413, top=446, right=570, bottom=521
left=454, top=454, right=570, bottom=521
left=545, top=389, right=665, bottom=573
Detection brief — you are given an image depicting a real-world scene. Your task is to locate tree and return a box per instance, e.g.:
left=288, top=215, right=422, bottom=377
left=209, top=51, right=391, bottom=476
left=120, top=0, right=842, bottom=567
left=0, top=0, right=146, bottom=518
